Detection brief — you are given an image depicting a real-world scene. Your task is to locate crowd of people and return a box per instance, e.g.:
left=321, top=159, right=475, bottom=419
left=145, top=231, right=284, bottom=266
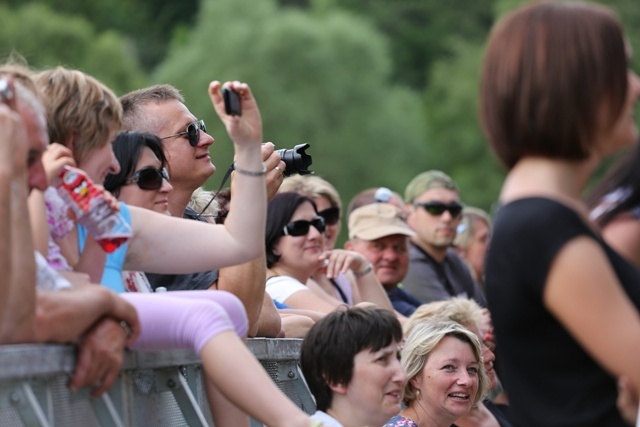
left=2, top=0, right=640, bottom=426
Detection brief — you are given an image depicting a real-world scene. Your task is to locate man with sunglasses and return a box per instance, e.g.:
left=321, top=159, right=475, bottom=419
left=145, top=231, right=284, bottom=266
left=120, top=83, right=286, bottom=338
left=402, top=170, right=487, bottom=307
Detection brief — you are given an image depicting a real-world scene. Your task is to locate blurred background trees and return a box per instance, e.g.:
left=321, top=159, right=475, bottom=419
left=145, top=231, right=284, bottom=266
left=1, top=0, right=638, bottom=241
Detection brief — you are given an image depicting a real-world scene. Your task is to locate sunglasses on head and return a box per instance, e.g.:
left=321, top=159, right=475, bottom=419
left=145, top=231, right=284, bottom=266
left=416, top=201, right=463, bottom=217
left=160, top=120, right=206, bottom=147
left=282, top=216, right=326, bottom=237
left=317, top=206, right=340, bottom=226
left=125, top=167, right=170, bottom=190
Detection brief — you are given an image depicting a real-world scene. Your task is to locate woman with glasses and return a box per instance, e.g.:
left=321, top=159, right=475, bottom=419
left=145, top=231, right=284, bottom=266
left=481, top=1, right=640, bottom=425
left=266, top=191, right=389, bottom=313
left=30, top=66, right=319, bottom=427
left=279, top=176, right=394, bottom=311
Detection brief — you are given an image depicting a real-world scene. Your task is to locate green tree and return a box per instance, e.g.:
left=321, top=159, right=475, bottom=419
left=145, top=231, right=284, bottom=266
left=306, top=0, right=496, bottom=91
left=0, top=0, right=199, bottom=71
left=422, top=37, right=504, bottom=211
left=154, top=0, right=427, bottom=213
left=0, top=3, right=146, bottom=94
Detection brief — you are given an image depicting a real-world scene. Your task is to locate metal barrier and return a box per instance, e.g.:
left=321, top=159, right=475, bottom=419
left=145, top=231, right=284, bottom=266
left=0, top=338, right=316, bottom=426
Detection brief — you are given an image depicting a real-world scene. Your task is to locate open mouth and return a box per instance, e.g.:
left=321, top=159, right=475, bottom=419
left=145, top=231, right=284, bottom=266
left=448, top=392, right=470, bottom=401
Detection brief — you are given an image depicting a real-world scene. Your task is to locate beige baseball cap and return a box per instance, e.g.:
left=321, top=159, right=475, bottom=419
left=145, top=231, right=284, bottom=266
left=348, top=203, right=416, bottom=240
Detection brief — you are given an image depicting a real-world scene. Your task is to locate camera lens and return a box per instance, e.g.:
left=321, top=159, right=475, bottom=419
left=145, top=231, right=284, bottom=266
left=275, top=143, right=313, bottom=176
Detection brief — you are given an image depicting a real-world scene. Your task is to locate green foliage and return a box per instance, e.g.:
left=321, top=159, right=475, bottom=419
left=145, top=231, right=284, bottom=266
left=307, top=0, right=495, bottom=90
left=0, top=3, right=146, bottom=94
left=422, top=37, right=504, bottom=211
left=154, top=0, right=427, bottom=215
left=0, top=0, right=199, bottom=71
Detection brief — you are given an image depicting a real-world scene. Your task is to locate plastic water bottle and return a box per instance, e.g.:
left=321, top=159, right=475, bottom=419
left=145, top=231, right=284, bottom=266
left=55, top=166, right=132, bottom=253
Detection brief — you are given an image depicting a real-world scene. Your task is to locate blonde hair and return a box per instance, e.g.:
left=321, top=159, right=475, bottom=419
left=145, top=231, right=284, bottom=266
left=33, top=66, right=122, bottom=165
left=404, top=296, right=484, bottom=335
left=188, top=187, right=220, bottom=220
left=401, top=319, right=488, bottom=407
left=454, top=207, right=492, bottom=250
left=279, top=175, right=342, bottom=211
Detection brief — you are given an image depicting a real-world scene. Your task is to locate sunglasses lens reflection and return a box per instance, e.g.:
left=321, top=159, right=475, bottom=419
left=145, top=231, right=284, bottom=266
left=284, top=217, right=326, bottom=236
left=318, top=207, right=340, bottom=226
left=136, top=169, right=165, bottom=190
left=421, top=203, right=462, bottom=217
left=187, top=121, right=206, bottom=147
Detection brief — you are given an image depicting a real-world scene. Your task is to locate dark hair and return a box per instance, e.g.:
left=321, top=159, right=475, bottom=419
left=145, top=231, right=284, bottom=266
left=104, top=131, right=168, bottom=197
left=300, top=306, right=403, bottom=412
left=586, top=142, right=640, bottom=227
left=480, top=1, right=628, bottom=170
left=214, top=188, right=231, bottom=224
left=265, top=192, right=317, bottom=268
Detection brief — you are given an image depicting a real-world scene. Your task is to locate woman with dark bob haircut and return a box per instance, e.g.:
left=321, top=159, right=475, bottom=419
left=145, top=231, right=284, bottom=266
left=103, top=131, right=168, bottom=198
left=480, top=1, right=640, bottom=426
left=266, top=192, right=387, bottom=313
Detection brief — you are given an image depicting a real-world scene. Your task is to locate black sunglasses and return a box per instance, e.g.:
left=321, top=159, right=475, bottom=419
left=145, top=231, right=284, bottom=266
left=317, top=206, right=340, bottom=226
left=160, top=120, right=206, bottom=147
left=125, top=167, right=170, bottom=190
left=416, top=202, right=463, bottom=217
left=283, top=216, right=326, bottom=236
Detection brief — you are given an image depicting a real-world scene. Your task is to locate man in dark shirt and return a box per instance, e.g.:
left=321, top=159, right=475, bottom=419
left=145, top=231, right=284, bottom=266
left=345, top=202, right=422, bottom=316
left=403, top=170, right=487, bottom=307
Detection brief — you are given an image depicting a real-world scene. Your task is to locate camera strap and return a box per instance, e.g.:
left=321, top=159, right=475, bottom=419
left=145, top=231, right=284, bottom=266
left=194, top=162, right=235, bottom=220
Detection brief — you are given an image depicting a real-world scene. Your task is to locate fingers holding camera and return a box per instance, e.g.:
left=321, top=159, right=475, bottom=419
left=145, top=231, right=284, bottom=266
left=208, top=80, right=262, bottom=147
left=262, top=143, right=285, bottom=200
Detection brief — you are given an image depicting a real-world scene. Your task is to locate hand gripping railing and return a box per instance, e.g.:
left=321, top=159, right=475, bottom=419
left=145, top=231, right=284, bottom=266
left=0, top=338, right=315, bottom=427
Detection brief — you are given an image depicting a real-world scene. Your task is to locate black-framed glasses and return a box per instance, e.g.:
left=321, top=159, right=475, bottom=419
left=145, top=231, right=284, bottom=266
left=317, top=206, right=340, bottom=226
left=416, top=202, right=463, bottom=217
left=283, top=216, right=326, bottom=236
left=125, top=167, right=170, bottom=190
left=160, top=120, right=206, bottom=147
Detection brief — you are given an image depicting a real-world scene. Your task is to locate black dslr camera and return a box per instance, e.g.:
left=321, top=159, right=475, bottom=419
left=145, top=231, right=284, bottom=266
left=275, top=143, right=313, bottom=176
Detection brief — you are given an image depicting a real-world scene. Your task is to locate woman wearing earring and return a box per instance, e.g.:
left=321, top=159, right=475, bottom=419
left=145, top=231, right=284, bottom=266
left=384, top=319, right=488, bottom=427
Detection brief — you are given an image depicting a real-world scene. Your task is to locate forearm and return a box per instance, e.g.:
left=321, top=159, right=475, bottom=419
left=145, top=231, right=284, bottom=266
left=75, top=233, right=107, bottom=283
left=2, top=175, right=36, bottom=343
left=27, top=189, right=50, bottom=256
left=34, top=287, right=113, bottom=342
left=0, top=170, right=12, bottom=328
left=253, top=293, right=282, bottom=338
left=223, top=142, right=266, bottom=261
left=353, top=273, right=394, bottom=311
left=217, top=256, right=266, bottom=336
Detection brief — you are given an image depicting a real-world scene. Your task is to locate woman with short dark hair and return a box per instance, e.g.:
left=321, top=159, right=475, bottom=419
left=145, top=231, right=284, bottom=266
left=480, top=1, right=640, bottom=425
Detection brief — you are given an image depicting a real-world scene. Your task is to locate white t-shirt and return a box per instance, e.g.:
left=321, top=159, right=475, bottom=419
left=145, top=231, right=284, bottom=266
left=266, top=275, right=310, bottom=304
left=311, top=410, right=344, bottom=427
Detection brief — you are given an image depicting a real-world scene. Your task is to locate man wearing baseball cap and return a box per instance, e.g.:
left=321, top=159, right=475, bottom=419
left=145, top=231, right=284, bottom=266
left=345, top=202, right=423, bottom=316
left=403, top=170, right=487, bottom=307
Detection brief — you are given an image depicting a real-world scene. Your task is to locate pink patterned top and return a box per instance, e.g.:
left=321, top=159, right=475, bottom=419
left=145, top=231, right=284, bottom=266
left=44, top=187, right=74, bottom=271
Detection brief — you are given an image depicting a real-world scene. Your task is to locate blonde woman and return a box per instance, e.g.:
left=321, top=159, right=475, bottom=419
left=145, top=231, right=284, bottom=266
left=385, top=319, right=488, bottom=427
left=406, top=297, right=510, bottom=426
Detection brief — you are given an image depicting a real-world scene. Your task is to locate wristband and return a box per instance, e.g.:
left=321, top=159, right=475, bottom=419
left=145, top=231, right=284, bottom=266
left=233, top=163, right=267, bottom=177
left=353, top=263, right=373, bottom=278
